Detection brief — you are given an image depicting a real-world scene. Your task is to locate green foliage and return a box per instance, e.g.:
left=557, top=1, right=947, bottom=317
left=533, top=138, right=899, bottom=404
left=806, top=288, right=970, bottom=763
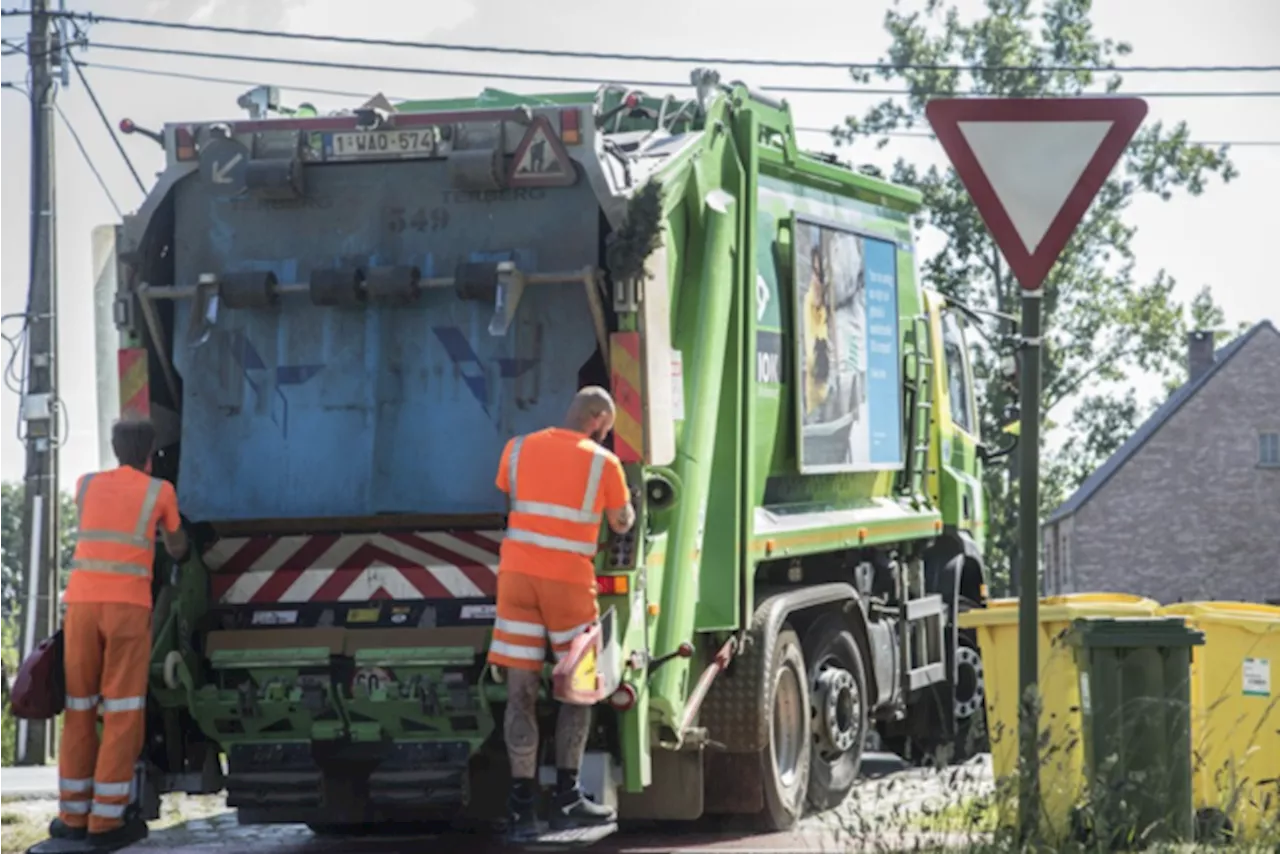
left=606, top=180, right=665, bottom=284
left=0, top=614, right=16, bottom=768
left=2, top=481, right=77, bottom=766
left=1, top=481, right=77, bottom=616
left=836, top=0, right=1239, bottom=591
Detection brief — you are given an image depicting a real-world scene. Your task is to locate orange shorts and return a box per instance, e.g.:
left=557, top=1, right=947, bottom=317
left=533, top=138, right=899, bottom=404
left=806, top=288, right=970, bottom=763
left=487, top=570, right=599, bottom=672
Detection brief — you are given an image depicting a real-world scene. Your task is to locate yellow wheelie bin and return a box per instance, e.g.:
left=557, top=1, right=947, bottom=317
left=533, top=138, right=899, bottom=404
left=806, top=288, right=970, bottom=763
left=959, top=593, right=1161, bottom=841
left=1158, top=601, right=1280, bottom=844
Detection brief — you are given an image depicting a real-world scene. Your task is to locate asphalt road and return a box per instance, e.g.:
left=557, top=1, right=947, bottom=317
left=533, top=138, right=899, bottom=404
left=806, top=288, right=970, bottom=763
left=2, top=755, right=995, bottom=853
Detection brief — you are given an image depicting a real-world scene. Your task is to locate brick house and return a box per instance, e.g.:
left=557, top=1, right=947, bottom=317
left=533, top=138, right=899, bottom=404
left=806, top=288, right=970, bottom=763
left=1042, top=321, right=1280, bottom=604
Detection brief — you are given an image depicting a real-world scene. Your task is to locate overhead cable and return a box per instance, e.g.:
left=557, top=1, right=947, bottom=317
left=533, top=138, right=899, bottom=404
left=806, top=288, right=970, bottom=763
left=79, top=62, right=1280, bottom=148
left=5, top=9, right=1279, bottom=75
left=83, top=42, right=1280, bottom=99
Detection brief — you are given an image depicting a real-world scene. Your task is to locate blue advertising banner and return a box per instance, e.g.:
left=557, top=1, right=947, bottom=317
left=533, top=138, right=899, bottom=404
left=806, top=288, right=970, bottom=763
left=792, top=217, right=903, bottom=472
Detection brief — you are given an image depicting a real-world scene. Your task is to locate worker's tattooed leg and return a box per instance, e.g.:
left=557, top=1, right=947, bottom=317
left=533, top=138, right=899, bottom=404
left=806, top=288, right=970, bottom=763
left=504, top=669, right=541, bottom=780
left=554, top=702, right=592, bottom=771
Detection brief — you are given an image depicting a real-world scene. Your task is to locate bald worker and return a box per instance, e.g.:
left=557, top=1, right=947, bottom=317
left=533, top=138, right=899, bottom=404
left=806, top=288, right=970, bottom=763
left=488, top=386, right=636, bottom=841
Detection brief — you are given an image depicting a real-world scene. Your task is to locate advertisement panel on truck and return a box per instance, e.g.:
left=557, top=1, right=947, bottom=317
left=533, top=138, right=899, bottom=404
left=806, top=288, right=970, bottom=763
left=792, top=217, right=903, bottom=473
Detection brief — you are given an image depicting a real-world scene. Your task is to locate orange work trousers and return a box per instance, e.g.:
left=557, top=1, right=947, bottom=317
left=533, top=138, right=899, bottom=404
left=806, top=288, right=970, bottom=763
left=487, top=570, right=599, bottom=672
left=58, top=602, right=151, bottom=833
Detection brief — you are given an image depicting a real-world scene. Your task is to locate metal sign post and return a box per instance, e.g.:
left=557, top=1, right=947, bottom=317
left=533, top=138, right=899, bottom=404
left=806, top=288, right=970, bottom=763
left=925, top=96, right=1147, bottom=841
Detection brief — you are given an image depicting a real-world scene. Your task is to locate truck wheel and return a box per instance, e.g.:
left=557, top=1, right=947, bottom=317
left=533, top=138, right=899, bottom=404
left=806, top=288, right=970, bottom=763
left=756, top=626, right=812, bottom=831
left=952, top=598, right=989, bottom=761
left=801, top=615, right=868, bottom=811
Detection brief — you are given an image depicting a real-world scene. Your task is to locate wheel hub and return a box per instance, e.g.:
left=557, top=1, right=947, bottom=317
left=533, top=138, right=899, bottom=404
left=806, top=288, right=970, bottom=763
left=814, top=667, right=860, bottom=753
left=954, top=645, right=985, bottom=720
left=772, top=663, right=805, bottom=786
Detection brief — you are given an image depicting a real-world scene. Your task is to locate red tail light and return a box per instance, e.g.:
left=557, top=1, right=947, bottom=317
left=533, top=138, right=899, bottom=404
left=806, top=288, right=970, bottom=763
left=596, top=575, right=629, bottom=595
left=175, top=126, right=197, bottom=161
left=560, top=108, right=581, bottom=145
left=608, top=683, right=637, bottom=712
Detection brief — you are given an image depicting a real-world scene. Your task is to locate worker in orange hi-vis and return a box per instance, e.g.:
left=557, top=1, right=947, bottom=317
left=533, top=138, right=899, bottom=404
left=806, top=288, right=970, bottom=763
left=487, top=386, right=636, bottom=842
left=46, top=417, right=189, bottom=851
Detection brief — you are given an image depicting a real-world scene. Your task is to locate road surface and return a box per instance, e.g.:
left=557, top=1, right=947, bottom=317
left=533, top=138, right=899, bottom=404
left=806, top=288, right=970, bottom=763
left=2, top=756, right=994, bottom=853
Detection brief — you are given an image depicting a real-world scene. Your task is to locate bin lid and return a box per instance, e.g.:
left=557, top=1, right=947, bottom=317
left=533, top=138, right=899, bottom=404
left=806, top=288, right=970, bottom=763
left=959, top=592, right=1161, bottom=629
left=1067, top=616, right=1206, bottom=649
left=1158, top=601, right=1280, bottom=633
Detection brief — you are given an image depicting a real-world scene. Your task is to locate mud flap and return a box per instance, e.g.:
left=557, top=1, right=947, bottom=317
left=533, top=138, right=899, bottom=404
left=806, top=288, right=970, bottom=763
left=514, top=822, right=619, bottom=851
left=551, top=607, right=621, bottom=705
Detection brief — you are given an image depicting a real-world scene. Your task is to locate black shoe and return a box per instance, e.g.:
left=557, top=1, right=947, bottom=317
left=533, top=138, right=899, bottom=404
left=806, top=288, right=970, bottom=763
left=547, top=787, right=616, bottom=831
left=48, top=817, right=87, bottom=841
left=504, top=795, right=542, bottom=843
left=86, top=818, right=148, bottom=850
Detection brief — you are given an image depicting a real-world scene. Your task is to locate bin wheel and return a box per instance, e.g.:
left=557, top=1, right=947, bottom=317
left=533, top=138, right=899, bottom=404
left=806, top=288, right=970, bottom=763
left=755, top=625, right=811, bottom=831
left=1195, top=807, right=1234, bottom=843
left=163, top=650, right=183, bottom=689
left=801, top=615, right=868, bottom=812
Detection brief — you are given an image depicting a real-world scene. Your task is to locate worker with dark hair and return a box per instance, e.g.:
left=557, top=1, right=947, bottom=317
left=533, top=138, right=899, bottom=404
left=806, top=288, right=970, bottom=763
left=47, top=417, right=189, bottom=850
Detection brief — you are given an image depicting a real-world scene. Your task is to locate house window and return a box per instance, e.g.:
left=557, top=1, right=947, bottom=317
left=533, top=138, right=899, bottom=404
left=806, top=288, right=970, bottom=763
left=1260, top=432, right=1280, bottom=467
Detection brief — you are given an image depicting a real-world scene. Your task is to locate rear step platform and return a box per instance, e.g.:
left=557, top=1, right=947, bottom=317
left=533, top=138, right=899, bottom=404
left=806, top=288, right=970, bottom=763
left=514, top=822, right=618, bottom=851
left=25, top=840, right=132, bottom=854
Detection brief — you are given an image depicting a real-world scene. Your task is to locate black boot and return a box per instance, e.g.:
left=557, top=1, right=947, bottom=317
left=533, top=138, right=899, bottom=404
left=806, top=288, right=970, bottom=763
left=504, top=779, right=542, bottom=843
left=86, top=816, right=148, bottom=851
left=547, top=785, right=616, bottom=831
left=47, top=817, right=87, bottom=841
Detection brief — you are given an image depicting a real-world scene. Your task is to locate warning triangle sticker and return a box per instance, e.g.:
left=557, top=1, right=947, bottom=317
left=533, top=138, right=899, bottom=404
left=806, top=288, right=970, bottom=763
left=925, top=97, right=1147, bottom=291
left=508, top=115, right=577, bottom=188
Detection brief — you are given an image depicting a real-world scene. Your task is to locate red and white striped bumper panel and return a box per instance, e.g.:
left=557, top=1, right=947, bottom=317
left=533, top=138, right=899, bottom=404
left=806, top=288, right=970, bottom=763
left=204, top=530, right=503, bottom=605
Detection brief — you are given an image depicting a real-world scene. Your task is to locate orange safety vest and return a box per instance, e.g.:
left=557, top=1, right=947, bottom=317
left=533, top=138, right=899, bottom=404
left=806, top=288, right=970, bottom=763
left=500, top=429, right=616, bottom=581
left=62, top=468, right=172, bottom=608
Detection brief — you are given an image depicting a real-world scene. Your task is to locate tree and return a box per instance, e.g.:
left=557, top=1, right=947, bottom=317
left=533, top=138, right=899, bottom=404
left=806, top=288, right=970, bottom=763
left=1, top=481, right=78, bottom=618
left=834, top=0, right=1238, bottom=593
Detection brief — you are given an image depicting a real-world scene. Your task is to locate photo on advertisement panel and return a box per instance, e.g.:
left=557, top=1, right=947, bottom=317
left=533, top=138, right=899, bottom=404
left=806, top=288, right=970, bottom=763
left=792, top=217, right=904, bottom=473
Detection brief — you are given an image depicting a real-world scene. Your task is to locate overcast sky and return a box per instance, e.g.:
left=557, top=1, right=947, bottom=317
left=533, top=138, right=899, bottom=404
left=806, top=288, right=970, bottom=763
left=2, top=0, right=1277, bottom=490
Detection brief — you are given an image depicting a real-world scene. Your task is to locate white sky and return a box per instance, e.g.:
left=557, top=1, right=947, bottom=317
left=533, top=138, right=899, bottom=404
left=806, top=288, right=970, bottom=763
left=1, top=0, right=1277, bottom=491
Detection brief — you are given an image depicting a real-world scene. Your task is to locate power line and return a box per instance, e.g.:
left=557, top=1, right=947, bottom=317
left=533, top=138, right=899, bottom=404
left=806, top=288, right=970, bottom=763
left=8, top=9, right=1280, bottom=75
left=82, top=42, right=1280, bottom=99
left=84, top=60, right=401, bottom=101
left=67, top=54, right=145, bottom=193
left=78, top=62, right=1280, bottom=149
left=794, top=126, right=1280, bottom=147
left=53, top=100, right=122, bottom=217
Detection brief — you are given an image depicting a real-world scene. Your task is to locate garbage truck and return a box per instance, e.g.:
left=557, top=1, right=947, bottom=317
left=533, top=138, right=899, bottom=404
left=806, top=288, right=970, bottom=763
left=103, top=70, right=996, bottom=834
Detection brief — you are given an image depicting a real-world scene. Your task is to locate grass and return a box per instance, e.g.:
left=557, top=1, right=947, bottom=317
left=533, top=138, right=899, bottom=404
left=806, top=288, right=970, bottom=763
left=913, top=796, right=1001, bottom=834
left=1, top=804, right=55, bottom=854
left=0, top=796, right=233, bottom=854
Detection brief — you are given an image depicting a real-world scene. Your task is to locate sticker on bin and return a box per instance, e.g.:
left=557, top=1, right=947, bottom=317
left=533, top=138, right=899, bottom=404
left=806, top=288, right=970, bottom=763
left=1242, top=657, right=1270, bottom=697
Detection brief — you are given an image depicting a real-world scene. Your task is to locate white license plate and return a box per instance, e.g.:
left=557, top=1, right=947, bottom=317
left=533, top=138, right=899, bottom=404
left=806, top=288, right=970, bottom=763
left=329, top=129, right=438, bottom=160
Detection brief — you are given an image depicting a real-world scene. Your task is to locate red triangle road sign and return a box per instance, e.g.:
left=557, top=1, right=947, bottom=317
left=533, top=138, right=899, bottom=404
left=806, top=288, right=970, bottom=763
left=925, top=97, right=1147, bottom=291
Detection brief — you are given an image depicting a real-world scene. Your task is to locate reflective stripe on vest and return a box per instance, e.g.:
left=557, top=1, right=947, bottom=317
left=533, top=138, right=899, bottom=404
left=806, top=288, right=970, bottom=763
left=70, top=474, right=163, bottom=577
left=505, top=435, right=607, bottom=557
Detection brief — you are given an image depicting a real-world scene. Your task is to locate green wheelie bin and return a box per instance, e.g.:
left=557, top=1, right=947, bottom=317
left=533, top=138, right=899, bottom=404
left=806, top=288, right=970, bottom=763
left=1067, top=616, right=1205, bottom=848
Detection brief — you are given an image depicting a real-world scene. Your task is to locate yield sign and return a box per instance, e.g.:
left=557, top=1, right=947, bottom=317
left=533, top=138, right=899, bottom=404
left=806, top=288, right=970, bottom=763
left=925, top=97, right=1147, bottom=291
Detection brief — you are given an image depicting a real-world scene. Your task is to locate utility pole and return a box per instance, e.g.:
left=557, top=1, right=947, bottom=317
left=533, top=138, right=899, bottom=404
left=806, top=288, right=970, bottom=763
left=16, top=0, right=63, bottom=767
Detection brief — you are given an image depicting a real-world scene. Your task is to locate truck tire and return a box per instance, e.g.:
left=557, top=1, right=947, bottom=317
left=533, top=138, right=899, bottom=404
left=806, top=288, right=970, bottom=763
left=801, top=615, right=868, bottom=811
left=756, top=626, right=812, bottom=831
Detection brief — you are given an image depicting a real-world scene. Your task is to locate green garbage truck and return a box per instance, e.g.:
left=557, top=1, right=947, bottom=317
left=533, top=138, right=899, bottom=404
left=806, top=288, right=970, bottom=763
left=103, top=69, right=996, bottom=833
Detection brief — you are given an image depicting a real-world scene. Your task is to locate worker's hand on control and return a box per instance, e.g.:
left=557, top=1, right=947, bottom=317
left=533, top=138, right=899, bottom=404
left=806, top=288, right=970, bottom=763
left=607, top=502, right=636, bottom=535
